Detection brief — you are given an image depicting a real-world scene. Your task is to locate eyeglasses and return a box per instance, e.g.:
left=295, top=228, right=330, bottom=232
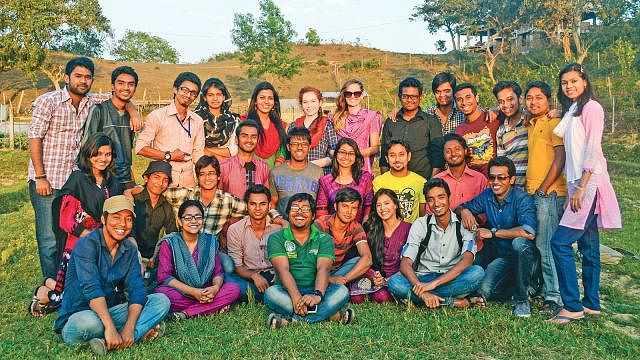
left=344, top=91, right=363, bottom=98
left=336, top=150, right=356, bottom=158
left=182, top=215, right=203, bottom=222
left=198, top=171, right=217, bottom=178
left=289, top=142, right=310, bottom=149
left=488, top=174, right=511, bottom=181
left=290, top=205, right=312, bottom=213
left=179, top=87, right=199, bottom=98
left=401, top=94, right=421, bottom=101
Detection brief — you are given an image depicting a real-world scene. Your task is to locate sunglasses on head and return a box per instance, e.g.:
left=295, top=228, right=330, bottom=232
left=344, top=91, right=363, bottom=98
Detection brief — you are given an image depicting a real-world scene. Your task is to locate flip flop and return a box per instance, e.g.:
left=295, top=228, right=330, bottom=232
left=583, top=307, right=601, bottom=316
left=266, top=313, right=287, bottom=329
left=546, top=314, right=584, bottom=325
left=28, top=287, right=45, bottom=318
left=339, top=307, right=355, bottom=325
left=467, top=296, right=486, bottom=308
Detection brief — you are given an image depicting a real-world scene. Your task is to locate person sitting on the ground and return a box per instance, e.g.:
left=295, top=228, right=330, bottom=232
left=352, top=189, right=411, bottom=303
left=264, top=193, right=354, bottom=328
left=226, top=185, right=285, bottom=302
left=458, top=156, right=537, bottom=317
left=30, top=133, right=123, bottom=317
left=53, top=196, right=170, bottom=356
left=314, top=188, right=372, bottom=293
left=388, top=178, right=484, bottom=308
left=155, top=200, right=241, bottom=321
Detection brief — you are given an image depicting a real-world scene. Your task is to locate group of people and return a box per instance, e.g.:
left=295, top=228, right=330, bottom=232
left=25, top=56, right=621, bottom=355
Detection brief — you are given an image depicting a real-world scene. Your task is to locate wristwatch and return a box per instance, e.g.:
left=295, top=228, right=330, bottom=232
left=491, top=228, right=497, bottom=238
left=536, top=189, right=546, bottom=197
left=312, top=289, right=324, bottom=301
left=164, top=151, right=172, bottom=161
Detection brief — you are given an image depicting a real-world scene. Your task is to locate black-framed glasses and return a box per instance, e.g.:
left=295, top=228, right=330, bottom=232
left=336, top=150, right=356, bottom=158
left=290, top=205, right=312, bottom=213
left=182, top=215, right=203, bottom=222
left=289, top=142, right=310, bottom=149
left=401, top=94, right=421, bottom=101
left=179, top=86, right=198, bottom=97
left=344, top=91, right=363, bottom=98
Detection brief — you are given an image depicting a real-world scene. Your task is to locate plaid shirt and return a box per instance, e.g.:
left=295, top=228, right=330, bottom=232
left=28, top=89, right=110, bottom=189
left=288, top=119, right=339, bottom=162
left=426, top=104, right=466, bottom=135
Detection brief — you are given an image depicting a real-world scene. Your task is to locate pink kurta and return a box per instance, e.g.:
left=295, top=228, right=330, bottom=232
left=334, top=109, right=382, bottom=174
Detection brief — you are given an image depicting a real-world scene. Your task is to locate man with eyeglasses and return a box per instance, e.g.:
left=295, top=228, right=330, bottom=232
left=456, top=156, right=537, bottom=317
left=136, top=72, right=205, bottom=188
left=269, top=127, right=324, bottom=217
left=380, top=77, right=443, bottom=180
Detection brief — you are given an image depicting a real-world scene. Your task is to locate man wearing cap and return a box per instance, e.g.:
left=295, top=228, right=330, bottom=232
left=131, top=161, right=178, bottom=269
left=54, top=195, right=170, bottom=355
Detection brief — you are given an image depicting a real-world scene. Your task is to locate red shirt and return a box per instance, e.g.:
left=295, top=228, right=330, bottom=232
left=314, top=215, right=367, bottom=269
left=455, top=112, right=500, bottom=176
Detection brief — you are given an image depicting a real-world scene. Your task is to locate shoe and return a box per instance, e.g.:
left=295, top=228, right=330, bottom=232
left=513, top=301, right=531, bottom=318
left=88, top=338, right=107, bottom=356
left=540, top=301, right=562, bottom=316
left=168, top=311, right=187, bottom=322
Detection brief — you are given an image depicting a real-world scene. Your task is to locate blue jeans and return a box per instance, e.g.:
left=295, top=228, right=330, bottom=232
left=29, top=180, right=61, bottom=280
left=535, top=191, right=565, bottom=305
left=476, top=237, right=537, bottom=302
left=263, top=284, right=349, bottom=323
left=225, top=272, right=269, bottom=302
left=330, top=256, right=360, bottom=277
left=61, top=293, right=170, bottom=345
left=551, top=199, right=600, bottom=312
left=387, top=265, right=484, bottom=305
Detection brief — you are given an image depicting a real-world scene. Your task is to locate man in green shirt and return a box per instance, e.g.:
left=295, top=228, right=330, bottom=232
left=265, top=193, right=354, bottom=328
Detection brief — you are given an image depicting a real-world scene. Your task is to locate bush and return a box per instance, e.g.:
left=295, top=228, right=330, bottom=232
left=316, top=59, right=328, bottom=66
left=341, top=58, right=381, bottom=71
left=0, top=133, right=29, bottom=150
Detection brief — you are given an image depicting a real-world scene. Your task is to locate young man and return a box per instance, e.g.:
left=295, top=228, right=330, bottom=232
left=136, top=72, right=205, bottom=188
left=83, top=66, right=139, bottom=188
left=269, top=127, right=324, bottom=217
left=373, top=140, right=427, bottom=223
left=454, top=83, right=500, bottom=176
left=314, top=188, right=373, bottom=287
left=525, top=81, right=567, bottom=314
left=28, top=57, right=141, bottom=280
left=264, top=193, right=353, bottom=328
left=226, top=185, right=285, bottom=301
left=380, top=77, right=443, bottom=179
left=458, top=156, right=537, bottom=317
left=54, top=196, right=170, bottom=356
left=219, top=120, right=270, bottom=199
left=434, top=133, right=489, bottom=209
left=388, top=178, right=484, bottom=308
left=494, top=80, right=528, bottom=188
left=425, top=72, right=466, bottom=134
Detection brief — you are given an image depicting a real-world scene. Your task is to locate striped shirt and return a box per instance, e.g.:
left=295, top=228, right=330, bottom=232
left=496, top=118, right=529, bottom=188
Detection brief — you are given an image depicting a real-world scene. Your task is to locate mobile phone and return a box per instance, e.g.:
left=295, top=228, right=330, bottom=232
left=307, top=305, right=318, bottom=314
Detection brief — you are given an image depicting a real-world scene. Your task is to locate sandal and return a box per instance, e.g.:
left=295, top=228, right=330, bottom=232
left=218, top=305, right=230, bottom=315
left=546, top=314, right=584, bottom=325
left=339, top=307, right=355, bottom=325
left=467, top=295, right=486, bottom=308
left=266, top=313, right=288, bottom=329
left=28, top=287, right=46, bottom=318
left=142, top=322, right=166, bottom=342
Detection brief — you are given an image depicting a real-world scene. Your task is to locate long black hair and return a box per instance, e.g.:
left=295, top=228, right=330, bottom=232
left=246, top=81, right=286, bottom=145
left=363, top=188, right=403, bottom=275
left=196, top=77, right=232, bottom=115
left=77, top=132, right=115, bottom=184
left=331, top=137, right=364, bottom=185
left=557, top=62, right=595, bottom=117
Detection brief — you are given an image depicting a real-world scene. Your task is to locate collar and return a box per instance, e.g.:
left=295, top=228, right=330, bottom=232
left=442, top=165, right=476, bottom=179
left=98, top=229, right=129, bottom=257
left=167, top=101, right=193, bottom=120
left=397, top=107, right=426, bottom=122
left=136, top=188, right=168, bottom=206
left=428, top=210, right=459, bottom=225
left=242, top=215, right=275, bottom=229
left=492, top=187, right=515, bottom=205
left=283, top=224, right=320, bottom=242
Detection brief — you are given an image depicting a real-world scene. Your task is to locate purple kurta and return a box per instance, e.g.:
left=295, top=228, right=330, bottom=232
left=316, top=172, right=374, bottom=223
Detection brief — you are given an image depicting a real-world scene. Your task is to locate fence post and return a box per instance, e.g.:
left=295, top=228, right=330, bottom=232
left=9, top=101, right=14, bottom=150
left=611, top=96, right=615, bottom=133
left=17, top=90, right=24, bottom=115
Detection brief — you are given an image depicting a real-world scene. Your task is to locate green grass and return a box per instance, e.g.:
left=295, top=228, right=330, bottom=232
left=1, top=145, right=639, bottom=359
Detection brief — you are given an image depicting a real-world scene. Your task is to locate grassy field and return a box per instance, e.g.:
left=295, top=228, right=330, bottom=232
left=1, top=136, right=639, bottom=359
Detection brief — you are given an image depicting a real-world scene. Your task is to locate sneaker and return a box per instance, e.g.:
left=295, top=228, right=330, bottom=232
left=513, top=301, right=531, bottom=318
left=540, top=301, right=562, bottom=316
left=88, top=338, right=107, bottom=356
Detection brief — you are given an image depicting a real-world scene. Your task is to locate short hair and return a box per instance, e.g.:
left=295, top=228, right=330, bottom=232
left=443, top=133, right=468, bottom=151
left=173, top=72, right=202, bottom=93
left=388, top=139, right=411, bottom=153
left=432, top=72, right=457, bottom=94
left=236, top=119, right=260, bottom=137
left=244, top=184, right=271, bottom=204
left=398, top=77, right=423, bottom=97
left=195, top=155, right=220, bottom=178
left=287, top=126, right=312, bottom=145
left=525, top=80, right=552, bottom=100
left=111, top=66, right=138, bottom=86
left=65, top=57, right=94, bottom=76
left=423, top=177, right=451, bottom=197
left=178, top=199, right=205, bottom=219
left=334, top=187, right=362, bottom=206
left=488, top=156, right=516, bottom=177
left=492, top=80, right=522, bottom=98
left=454, top=83, right=477, bottom=97
left=285, top=193, right=316, bottom=215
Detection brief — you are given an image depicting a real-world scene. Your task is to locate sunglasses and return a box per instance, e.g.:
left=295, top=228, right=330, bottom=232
left=488, top=174, right=511, bottom=181
left=344, top=91, right=363, bottom=98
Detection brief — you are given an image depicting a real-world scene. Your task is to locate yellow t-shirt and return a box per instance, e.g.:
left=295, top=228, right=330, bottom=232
left=526, top=115, right=567, bottom=196
left=373, top=171, right=427, bottom=223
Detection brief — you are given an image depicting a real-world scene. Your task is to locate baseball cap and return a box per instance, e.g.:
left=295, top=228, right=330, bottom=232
left=102, top=195, right=136, bottom=217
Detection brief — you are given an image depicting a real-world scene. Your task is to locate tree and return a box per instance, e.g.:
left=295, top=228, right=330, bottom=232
left=112, top=30, right=179, bottom=63
left=412, top=0, right=467, bottom=51
left=50, top=26, right=112, bottom=57
left=0, top=0, right=112, bottom=89
left=305, top=28, right=321, bottom=46
left=231, top=0, right=303, bottom=80
left=435, top=40, right=447, bottom=52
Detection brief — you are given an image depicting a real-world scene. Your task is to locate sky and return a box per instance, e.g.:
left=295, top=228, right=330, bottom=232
left=98, top=0, right=446, bottom=63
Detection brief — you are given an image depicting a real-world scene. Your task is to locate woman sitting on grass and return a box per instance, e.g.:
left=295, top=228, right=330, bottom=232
left=29, top=133, right=123, bottom=317
left=155, top=200, right=241, bottom=321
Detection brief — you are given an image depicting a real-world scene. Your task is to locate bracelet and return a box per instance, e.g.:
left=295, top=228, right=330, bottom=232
left=35, top=175, right=47, bottom=180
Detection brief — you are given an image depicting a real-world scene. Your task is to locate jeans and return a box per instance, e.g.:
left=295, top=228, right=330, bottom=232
left=387, top=265, right=484, bottom=305
left=551, top=199, right=600, bottom=312
left=225, top=273, right=267, bottom=302
left=29, top=180, right=61, bottom=280
left=535, top=191, right=565, bottom=305
left=61, top=293, right=170, bottom=345
left=476, top=237, right=537, bottom=302
left=330, top=256, right=360, bottom=277
left=263, top=284, right=349, bottom=323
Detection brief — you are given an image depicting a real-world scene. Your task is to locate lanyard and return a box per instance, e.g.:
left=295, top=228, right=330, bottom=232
left=175, top=114, right=191, bottom=138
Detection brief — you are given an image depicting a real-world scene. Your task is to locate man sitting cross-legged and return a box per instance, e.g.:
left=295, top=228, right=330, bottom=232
left=388, top=178, right=484, bottom=308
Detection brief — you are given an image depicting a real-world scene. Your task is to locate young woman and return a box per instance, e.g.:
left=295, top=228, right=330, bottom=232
left=351, top=189, right=410, bottom=303
left=195, top=78, right=240, bottom=161
left=29, top=133, right=123, bottom=317
left=288, top=86, right=338, bottom=173
left=548, top=63, right=621, bottom=324
left=244, top=82, right=287, bottom=167
left=316, top=138, right=373, bottom=223
left=155, top=200, right=241, bottom=321
left=331, top=79, right=381, bottom=174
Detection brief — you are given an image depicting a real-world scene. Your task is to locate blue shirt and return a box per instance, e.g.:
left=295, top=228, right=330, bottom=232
left=460, top=187, right=536, bottom=256
left=54, top=229, right=147, bottom=332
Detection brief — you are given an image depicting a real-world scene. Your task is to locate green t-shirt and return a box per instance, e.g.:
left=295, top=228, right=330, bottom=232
left=267, top=225, right=335, bottom=288
left=373, top=171, right=427, bottom=223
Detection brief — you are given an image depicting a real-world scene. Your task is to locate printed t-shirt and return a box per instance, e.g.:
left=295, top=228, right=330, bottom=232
left=455, top=112, right=500, bottom=175
left=373, top=171, right=426, bottom=223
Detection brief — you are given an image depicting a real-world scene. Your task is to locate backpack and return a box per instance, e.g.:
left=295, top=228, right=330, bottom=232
left=412, top=215, right=464, bottom=270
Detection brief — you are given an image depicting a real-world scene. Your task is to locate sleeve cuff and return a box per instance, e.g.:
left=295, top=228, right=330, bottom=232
left=522, top=225, right=536, bottom=236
